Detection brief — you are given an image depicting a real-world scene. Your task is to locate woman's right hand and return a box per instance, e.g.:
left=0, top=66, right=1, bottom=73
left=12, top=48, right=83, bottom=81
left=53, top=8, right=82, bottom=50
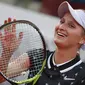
left=0, top=18, right=23, bottom=55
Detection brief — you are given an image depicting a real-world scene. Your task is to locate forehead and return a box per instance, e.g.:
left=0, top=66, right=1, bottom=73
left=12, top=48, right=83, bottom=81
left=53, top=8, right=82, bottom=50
left=62, top=12, right=85, bottom=33
left=63, top=12, right=84, bottom=27
left=63, top=12, right=77, bottom=22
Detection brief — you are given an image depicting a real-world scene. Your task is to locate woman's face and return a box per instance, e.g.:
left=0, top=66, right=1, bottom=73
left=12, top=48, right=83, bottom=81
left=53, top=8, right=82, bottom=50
left=54, top=12, right=85, bottom=49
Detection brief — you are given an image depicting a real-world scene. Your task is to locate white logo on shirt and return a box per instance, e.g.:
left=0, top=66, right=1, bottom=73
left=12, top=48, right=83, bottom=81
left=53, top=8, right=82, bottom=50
left=64, top=76, right=75, bottom=80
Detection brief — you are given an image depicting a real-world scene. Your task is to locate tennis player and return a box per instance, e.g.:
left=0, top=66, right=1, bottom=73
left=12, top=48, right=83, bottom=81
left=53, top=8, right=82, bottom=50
left=0, top=1, right=85, bottom=85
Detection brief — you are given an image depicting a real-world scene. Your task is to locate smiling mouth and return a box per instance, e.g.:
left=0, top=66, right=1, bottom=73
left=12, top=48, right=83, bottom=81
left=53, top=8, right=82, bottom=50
left=57, top=32, right=67, bottom=37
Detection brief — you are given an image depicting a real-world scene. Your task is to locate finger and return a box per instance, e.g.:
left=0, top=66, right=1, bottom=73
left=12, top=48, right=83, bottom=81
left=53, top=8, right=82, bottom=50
left=7, top=17, right=12, bottom=29
left=18, top=32, right=23, bottom=45
left=4, top=20, right=7, bottom=24
left=7, top=25, right=12, bottom=33
left=0, top=32, right=2, bottom=41
left=13, top=19, right=16, bottom=22
left=0, top=32, right=5, bottom=46
left=0, top=32, right=5, bottom=42
left=4, top=28, right=8, bottom=35
left=6, top=18, right=12, bottom=34
left=4, top=19, right=11, bottom=35
left=4, top=20, right=8, bottom=35
left=12, top=24, right=16, bottom=33
left=4, top=25, right=11, bottom=35
left=19, top=32, right=23, bottom=41
left=12, top=19, right=16, bottom=33
left=8, top=17, right=11, bottom=23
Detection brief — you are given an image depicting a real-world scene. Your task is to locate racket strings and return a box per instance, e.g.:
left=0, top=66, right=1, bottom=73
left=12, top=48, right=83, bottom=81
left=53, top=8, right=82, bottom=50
left=6, top=58, right=29, bottom=78
left=0, top=55, right=12, bottom=74
left=0, top=22, right=45, bottom=82
left=0, top=56, right=29, bottom=78
left=27, top=49, right=44, bottom=78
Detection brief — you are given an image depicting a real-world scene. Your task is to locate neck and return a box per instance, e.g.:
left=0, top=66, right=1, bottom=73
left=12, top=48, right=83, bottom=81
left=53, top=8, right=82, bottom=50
left=54, top=47, right=78, bottom=64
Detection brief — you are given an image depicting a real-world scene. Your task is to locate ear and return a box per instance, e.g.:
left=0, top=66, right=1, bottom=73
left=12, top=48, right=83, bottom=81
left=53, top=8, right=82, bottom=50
left=79, top=36, right=85, bottom=45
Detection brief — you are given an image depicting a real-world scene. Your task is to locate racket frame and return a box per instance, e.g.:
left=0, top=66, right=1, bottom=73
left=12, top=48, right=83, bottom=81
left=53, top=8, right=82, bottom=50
left=0, top=20, right=46, bottom=84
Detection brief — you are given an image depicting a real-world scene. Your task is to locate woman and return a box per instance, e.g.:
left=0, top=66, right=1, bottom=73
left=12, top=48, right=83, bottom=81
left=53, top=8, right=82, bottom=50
left=0, top=1, right=85, bottom=85
left=35, top=1, right=85, bottom=85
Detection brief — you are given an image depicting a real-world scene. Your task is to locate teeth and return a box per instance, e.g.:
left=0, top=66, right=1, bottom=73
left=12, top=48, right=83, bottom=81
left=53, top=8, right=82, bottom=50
left=57, top=33, right=65, bottom=37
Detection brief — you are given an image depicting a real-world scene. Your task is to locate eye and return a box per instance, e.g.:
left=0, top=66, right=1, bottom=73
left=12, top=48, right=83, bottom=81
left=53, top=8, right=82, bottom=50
left=68, top=23, right=75, bottom=28
left=60, top=19, right=64, bottom=24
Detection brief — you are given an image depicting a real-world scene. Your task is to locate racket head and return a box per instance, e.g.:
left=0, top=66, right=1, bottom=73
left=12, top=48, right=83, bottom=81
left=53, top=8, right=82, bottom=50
left=0, top=20, right=46, bottom=84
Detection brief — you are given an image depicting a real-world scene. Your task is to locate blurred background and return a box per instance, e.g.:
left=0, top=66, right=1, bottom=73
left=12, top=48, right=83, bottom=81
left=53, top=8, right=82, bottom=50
left=0, top=0, right=85, bottom=17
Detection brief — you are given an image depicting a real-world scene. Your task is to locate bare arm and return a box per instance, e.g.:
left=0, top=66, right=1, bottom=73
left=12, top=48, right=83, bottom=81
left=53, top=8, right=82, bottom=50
left=0, top=53, right=30, bottom=83
left=6, top=53, right=30, bottom=78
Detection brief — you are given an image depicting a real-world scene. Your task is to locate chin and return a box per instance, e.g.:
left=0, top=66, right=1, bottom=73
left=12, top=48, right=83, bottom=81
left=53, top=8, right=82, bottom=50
left=54, top=39, right=67, bottom=48
left=54, top=38, right=63, bottom=44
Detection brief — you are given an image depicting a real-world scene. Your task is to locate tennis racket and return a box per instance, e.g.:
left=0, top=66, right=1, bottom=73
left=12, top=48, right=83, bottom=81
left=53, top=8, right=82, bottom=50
left=0, top=20, right=46, bottom=85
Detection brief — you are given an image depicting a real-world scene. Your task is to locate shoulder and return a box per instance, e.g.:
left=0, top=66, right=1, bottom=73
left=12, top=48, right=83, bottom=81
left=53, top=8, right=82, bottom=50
left=73, top=62, right=85, bottom=85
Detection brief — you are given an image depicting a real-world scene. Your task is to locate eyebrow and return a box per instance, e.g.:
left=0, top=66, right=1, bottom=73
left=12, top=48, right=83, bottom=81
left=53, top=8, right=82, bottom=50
left=61, top=17, right=76, bottom=25
left=68, top=21, right=75, bottom=25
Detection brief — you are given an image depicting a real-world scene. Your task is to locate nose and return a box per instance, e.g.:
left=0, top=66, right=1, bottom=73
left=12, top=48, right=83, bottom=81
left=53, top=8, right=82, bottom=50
left=58, top=24, right=66, bottom=31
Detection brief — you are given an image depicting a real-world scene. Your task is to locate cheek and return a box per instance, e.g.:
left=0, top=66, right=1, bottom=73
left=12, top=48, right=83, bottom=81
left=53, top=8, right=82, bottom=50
left=55, top=25, right=59, bottom=31
left=68, top=32, right=82, bottom=43
left=54, top=26, right=58, bottom=35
